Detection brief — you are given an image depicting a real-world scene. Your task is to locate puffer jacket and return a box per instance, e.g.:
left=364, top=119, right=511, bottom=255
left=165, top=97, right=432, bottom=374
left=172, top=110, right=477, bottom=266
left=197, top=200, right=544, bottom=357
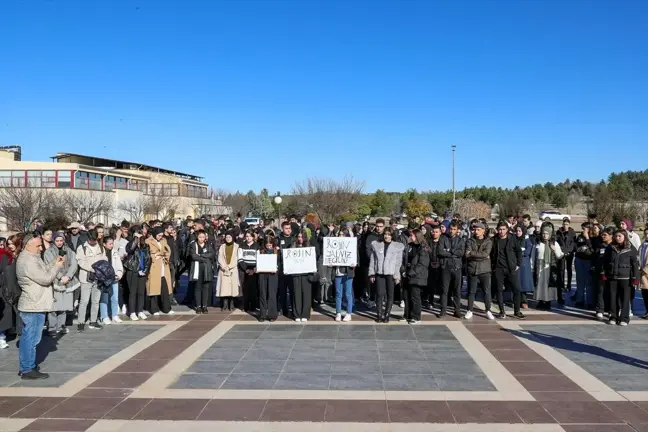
left=603, top=245, right=639, bottom=281
left=368, top=240, right=404, bottom=278
left=16, top=250, right=59, bottom=312
left=406, top=243, right=430, bottom=286
left=438, top=235, right=466, bottom=271
left=465, top=237, right=493, bottom=276
left=76, top=242, right=106, bottom=283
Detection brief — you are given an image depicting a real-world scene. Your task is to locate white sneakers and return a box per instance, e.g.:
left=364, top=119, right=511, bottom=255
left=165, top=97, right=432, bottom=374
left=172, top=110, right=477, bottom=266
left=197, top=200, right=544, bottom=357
left=102, top=318, right=112, bottom=325
left=121, top=305, right=127, bottom=315
left=464, top=311, right=473, bottom=320
left=112, top=316, right=122, bottom=324
left=138, top=312, right=147, bottom=320
left=596, top=312, right=604, bottom=319
left=0, top=339, right=8, bottom=349
left=130, top=313, right=139, bottom=321
left=343, top=314, right=352, bottom=322
left=486, top=311, right=495, bottom=320
left=167, top=310, right=176, bottom=315
left=153, top=312, right=161, bottom=316
left=295, top=318, right=309, bottom=322
left=335, top=313, right=342, bottom=322
left=399, top=301, right=405, bottom=308
left=620, top=321, right=629, bottom=327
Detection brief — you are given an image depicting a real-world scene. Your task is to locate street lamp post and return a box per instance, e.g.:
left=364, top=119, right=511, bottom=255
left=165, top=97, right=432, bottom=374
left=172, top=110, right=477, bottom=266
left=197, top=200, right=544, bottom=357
left=274, top=193, right=282, bottom=229
left=452, top=145, right=457, bottom=212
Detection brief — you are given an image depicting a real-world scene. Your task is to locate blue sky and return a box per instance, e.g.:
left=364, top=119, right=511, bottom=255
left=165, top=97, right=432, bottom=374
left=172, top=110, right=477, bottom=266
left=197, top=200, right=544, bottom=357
left=1, top=0, right=647, bottom=194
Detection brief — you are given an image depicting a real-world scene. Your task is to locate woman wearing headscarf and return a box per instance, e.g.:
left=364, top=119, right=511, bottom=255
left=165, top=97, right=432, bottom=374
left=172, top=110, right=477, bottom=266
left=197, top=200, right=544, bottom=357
left=146, top=227, right=173, bottom=316
left=216, top=232, right=241, bottom=311
left=43, top=232, right=79, bottom=335
left=189, top=229, right=216, bottom=314
left=532, top=224, right=564, bottom=310
left=515, top=225, right=534, bottom=309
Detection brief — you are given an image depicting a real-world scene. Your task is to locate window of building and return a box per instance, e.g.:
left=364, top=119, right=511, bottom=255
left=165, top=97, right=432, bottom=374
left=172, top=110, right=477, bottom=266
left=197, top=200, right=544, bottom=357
left=75, top=171, right=89, bottom=189
left=89, top=173, right=102, bottom=190
left=104, top=176, right=115, bottom=192
left=42, top=171, right=56, bottom=188
left=27, top=171, right=42, bottom=187
left=0, top=171, right=10, bottom=187
left=58, top=171, right=71, bottom=188
left=11, top=171, right=25, bottom=187
left=115, top=177, right=127, bottom=189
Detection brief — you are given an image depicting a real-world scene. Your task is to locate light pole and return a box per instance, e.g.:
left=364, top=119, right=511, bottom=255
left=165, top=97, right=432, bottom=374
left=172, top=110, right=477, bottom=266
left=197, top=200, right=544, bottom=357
left=452, top=145, right=456, bottom=212
left=274, top=193, right=282, bottom=229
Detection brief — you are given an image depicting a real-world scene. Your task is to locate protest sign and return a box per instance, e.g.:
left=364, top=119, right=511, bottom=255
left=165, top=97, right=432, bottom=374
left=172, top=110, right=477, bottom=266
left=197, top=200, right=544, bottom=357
left=256, top=252, right=277, bottom=273
left=323, top=237, right=358, bottom=267
left=282, top=247, right=317, bottom=275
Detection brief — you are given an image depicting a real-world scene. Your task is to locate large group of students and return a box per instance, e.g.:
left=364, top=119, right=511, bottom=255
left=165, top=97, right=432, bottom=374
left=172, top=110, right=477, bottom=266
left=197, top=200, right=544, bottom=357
left=0, top=211, right=646, bottom=381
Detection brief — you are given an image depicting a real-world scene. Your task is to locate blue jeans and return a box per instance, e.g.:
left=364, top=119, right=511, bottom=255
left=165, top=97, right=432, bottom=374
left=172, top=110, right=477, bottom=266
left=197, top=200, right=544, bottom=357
left=335, top=275, right=354, bottom=314
left=100, top=283, right=119, bottom=320
left=19, top=312, right=45, bottom=374
left=575, top=258, right=593, bottom=305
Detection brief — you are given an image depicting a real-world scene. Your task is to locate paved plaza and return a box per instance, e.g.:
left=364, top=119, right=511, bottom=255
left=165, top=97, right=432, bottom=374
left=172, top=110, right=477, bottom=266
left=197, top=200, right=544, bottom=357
left=2, top=308, right=648, bottom=431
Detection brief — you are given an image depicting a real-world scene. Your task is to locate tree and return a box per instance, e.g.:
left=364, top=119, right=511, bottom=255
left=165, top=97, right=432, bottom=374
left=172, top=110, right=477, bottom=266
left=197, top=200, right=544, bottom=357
left=248, top=188, right=274, bottom=218
left=370, top=189, right=393, bottom=216
left=290, top=176, right=365, bottom=222
left=144, top=195, right=180, bottom=220
left=404, top=198, right=432, bottom=219
left=454, top=199, right=490, bottom=220
left=498, top=194, right=525, bottom=218
left=222, top=191, right=251, bottom=217
left=550, top=188, right=568, bottom=209
left=117, top=196, right=148, bottom=222
left=63, top=191, right=114, bottom=225
left=0, top=187, right=57, bottom=231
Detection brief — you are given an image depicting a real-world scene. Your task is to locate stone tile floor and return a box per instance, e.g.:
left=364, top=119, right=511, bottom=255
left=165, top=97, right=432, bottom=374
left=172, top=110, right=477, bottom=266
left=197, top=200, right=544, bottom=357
left=170, top=324, right=494, bottom=391
left=523, top=324, right=648, bottom=391
left=0, top=324, right=156, bottom=388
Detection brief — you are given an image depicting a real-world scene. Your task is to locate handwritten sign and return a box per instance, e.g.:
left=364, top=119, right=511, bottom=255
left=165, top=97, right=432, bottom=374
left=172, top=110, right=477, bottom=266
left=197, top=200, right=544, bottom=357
left=256, top=252, right=277, bottom=273
left=323, top=237, right=357, bottom=267
left=282, top=247, right=317, bottom=275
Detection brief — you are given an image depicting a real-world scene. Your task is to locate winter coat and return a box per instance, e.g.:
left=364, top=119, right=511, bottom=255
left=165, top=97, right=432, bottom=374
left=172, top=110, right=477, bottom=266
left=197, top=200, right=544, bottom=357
left=43, top=245, right=79, bottom=312
left=368, top=240, right=404, bottom=278
left=556, top=228, right=576, bottom=254
left=216, top=243, right=241, bottom=297
left=438, top=235, right=466, bottom=271
left=16, top=250, right=58, bottom=313
left=518, top=237, right=534, bottom=293
left=603, top=244, right=639, bottom=281
left=490, top=235, right=523, bottom=273
left=406, top=243, right=430, bottom=286
left=76, top=242, right=106, bottom=284
left=465, top=237, right=492, bottom=276
left=189, top=241, right=216, bottom=282
left=0, top=253, right=15, bottom=332
left=146, top=237, right=172, bottom=296
left=90, top=260, right=116, bottom=291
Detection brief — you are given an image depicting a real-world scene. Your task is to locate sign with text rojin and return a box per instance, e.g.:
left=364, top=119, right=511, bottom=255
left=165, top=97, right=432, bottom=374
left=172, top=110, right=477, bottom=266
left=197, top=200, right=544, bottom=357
left=282, top=247, right=317, bottom=274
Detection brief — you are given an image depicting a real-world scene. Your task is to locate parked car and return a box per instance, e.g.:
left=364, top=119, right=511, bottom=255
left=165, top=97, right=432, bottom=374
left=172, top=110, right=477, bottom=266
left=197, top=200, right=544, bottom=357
left=244, top=217, right=261, bottom=226
left=539, top=210, right=570, bottom=222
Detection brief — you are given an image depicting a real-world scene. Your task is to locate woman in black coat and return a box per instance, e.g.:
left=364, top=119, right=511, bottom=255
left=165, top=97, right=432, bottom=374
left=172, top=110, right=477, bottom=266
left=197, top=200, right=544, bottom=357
left=257, top=237, right=279, bottom=322
left=238, top=231, right=259, bottom=313
left=289, top=230, right=316, bottom=322
left=404, top=229, right=430, bottom=324
left=189, top=229, right=216, bottom=314
left=602, top=229, right=639, bottom=326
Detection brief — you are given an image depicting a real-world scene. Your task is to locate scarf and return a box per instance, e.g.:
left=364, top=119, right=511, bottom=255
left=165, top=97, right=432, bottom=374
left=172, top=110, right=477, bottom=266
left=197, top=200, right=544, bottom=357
left=541, top=227, right=553, bottom=264
left=225, top=243, right=234, bottom=264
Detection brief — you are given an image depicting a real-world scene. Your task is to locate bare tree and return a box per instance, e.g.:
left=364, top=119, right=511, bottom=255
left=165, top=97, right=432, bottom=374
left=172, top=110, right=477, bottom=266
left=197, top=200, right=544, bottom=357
left=222, top=191, right=251, bottom=217
left=145, top=195, right=180, bottom=220
left=290, top=176, right=365, bottom=222
left=62, top=191, right=114, bottom=225
left=117, top=196, right=148, bottom=223
left=0, top=187, right=57, bottom=231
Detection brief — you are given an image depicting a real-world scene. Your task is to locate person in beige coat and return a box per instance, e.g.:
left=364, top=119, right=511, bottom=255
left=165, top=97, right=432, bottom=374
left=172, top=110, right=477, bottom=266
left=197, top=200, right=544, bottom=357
left=216, top=232, right=240, bottom=311
left=146, top=227, right=173, bottom=315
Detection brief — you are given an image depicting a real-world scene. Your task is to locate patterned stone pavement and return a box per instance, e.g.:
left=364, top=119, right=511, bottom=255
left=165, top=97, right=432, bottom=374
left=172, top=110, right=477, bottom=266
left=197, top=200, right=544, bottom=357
left=2, top=307, right=648, bottom=431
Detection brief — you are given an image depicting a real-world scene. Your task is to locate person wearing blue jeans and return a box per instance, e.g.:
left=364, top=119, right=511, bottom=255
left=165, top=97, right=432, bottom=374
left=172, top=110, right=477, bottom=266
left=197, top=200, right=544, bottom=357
left=335, top=269, right=354, bottom=322
left=16, top=233, right=64, bottom=380
left=100, top=283, right=120, bottom=324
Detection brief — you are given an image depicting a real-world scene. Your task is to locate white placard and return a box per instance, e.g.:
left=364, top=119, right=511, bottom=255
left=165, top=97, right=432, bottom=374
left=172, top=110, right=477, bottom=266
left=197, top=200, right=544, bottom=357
left=256, top=252, right=277, bottom=273
left=282, top=247, right=317, bottom=275
left=323, top=237, right=358, bottom=267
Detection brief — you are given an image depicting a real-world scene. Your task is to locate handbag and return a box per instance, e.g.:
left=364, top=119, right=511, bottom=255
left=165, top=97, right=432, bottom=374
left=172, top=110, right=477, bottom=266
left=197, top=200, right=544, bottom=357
left=123, top=253, right=140, bottom=272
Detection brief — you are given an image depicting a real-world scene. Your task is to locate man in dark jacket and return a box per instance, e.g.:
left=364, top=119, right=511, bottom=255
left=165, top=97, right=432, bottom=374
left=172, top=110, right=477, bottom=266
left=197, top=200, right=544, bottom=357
left=426, top=225, right=444, bottom=309
left=438, top=221, right=466, bottom=318
left=363, top=219, right=385, bottom=307
left=556, top=217, right=576, bottom=293
left=277, top=221, right=295, bottom=316
left=491, top=222, right=525, bottom=319
left=464, top=223, right=493, bottom=320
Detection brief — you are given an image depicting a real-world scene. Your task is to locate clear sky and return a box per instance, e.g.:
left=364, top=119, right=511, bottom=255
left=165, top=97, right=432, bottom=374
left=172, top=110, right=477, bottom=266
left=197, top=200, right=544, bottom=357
left=1, top=0, right=647, bottom=194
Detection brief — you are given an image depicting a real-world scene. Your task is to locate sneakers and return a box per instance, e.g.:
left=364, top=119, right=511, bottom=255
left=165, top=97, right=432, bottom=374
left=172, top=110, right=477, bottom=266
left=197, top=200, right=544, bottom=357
left=399, top=317, right=408, bottom=323
left=486, top=311, right=495, bottom=320
left=77, top=323, right=85, bottom=332
left=121, top=305, right=127, bottom=315
left=608, top=318, right=616, bottom=325
left=514, top=312, right=526, bottom=320
left=302, top=318, right=308, bottom=322
left=167, top=310, right=176, bottom=315
left=130, top=313, right=139, bottom=321
left=409, top=320, right=420, bottom=325
left=343, top=314, right=352, bottom=322
left=497, top=312, right=506, bottom=320
left=138, top=312, right=147, bottom=320
left=102, top=318, right=112, bottom=325
left=620, top=321, right=628, bottom=327
left=295, top=318, right=301, bottom=322
left=153, top=312, right=161, bottom=316
left=335, top=313, right=342, bottom=322
left=596, top=312, right=604, bottom=319
left=464, top=311, right=473, bottom=320
left=61, top=327, right=70, bottom=334
left=112, top=316, right=122, bottom=324
left=399, top=300, right=405, bottom=308
left=21, top=370, right=49, bottom=380
left=0, top=339, right=8, bottom=349
left=88, top=322, right=103, bottom=330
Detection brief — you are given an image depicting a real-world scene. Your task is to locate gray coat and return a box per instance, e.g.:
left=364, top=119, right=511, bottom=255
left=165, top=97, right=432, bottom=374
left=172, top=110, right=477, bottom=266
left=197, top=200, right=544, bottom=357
left=368, top=240, right=404, bottom=278
left=43, top=246, right=79, bottom=312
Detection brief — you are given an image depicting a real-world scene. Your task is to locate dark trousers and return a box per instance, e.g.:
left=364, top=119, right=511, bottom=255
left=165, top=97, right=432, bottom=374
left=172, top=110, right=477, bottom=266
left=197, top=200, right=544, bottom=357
left=242, top=272, right=259, bottom=312
left=194, top=280, right=211, bottom=308
left=292, top=275, right=312, bottom=320
left=493, top=268, right=521, bottom=314
left=405, top=283, right=423, bottom=321
left=355, top=265, right=369, bottom=300
left=560, top=253, right=574, bottom=290
left=118, top=278, right=127, bottom=309
left=259, top=274, right=279, bottom=319
left=149, top=278, right=171, bottom=314
left=375, top=275, right=395, bottom=319
left=278, top=275, right=292, bottom=316
left=467, top=273, right=492, bottom=312
left=426, top=267, right=442, bottom=305
left=441, top=268, right=462, bottom=314
left=126, top=270, right=146, bottom=315
left=609, top=279, right=632, bottom=323
left=595, top=277, right=608, bottom=313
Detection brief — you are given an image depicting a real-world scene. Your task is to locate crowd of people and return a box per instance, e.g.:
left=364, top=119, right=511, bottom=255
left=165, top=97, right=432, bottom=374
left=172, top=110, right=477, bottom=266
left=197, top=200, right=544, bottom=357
left=0, top=211, right=646, bottom=381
